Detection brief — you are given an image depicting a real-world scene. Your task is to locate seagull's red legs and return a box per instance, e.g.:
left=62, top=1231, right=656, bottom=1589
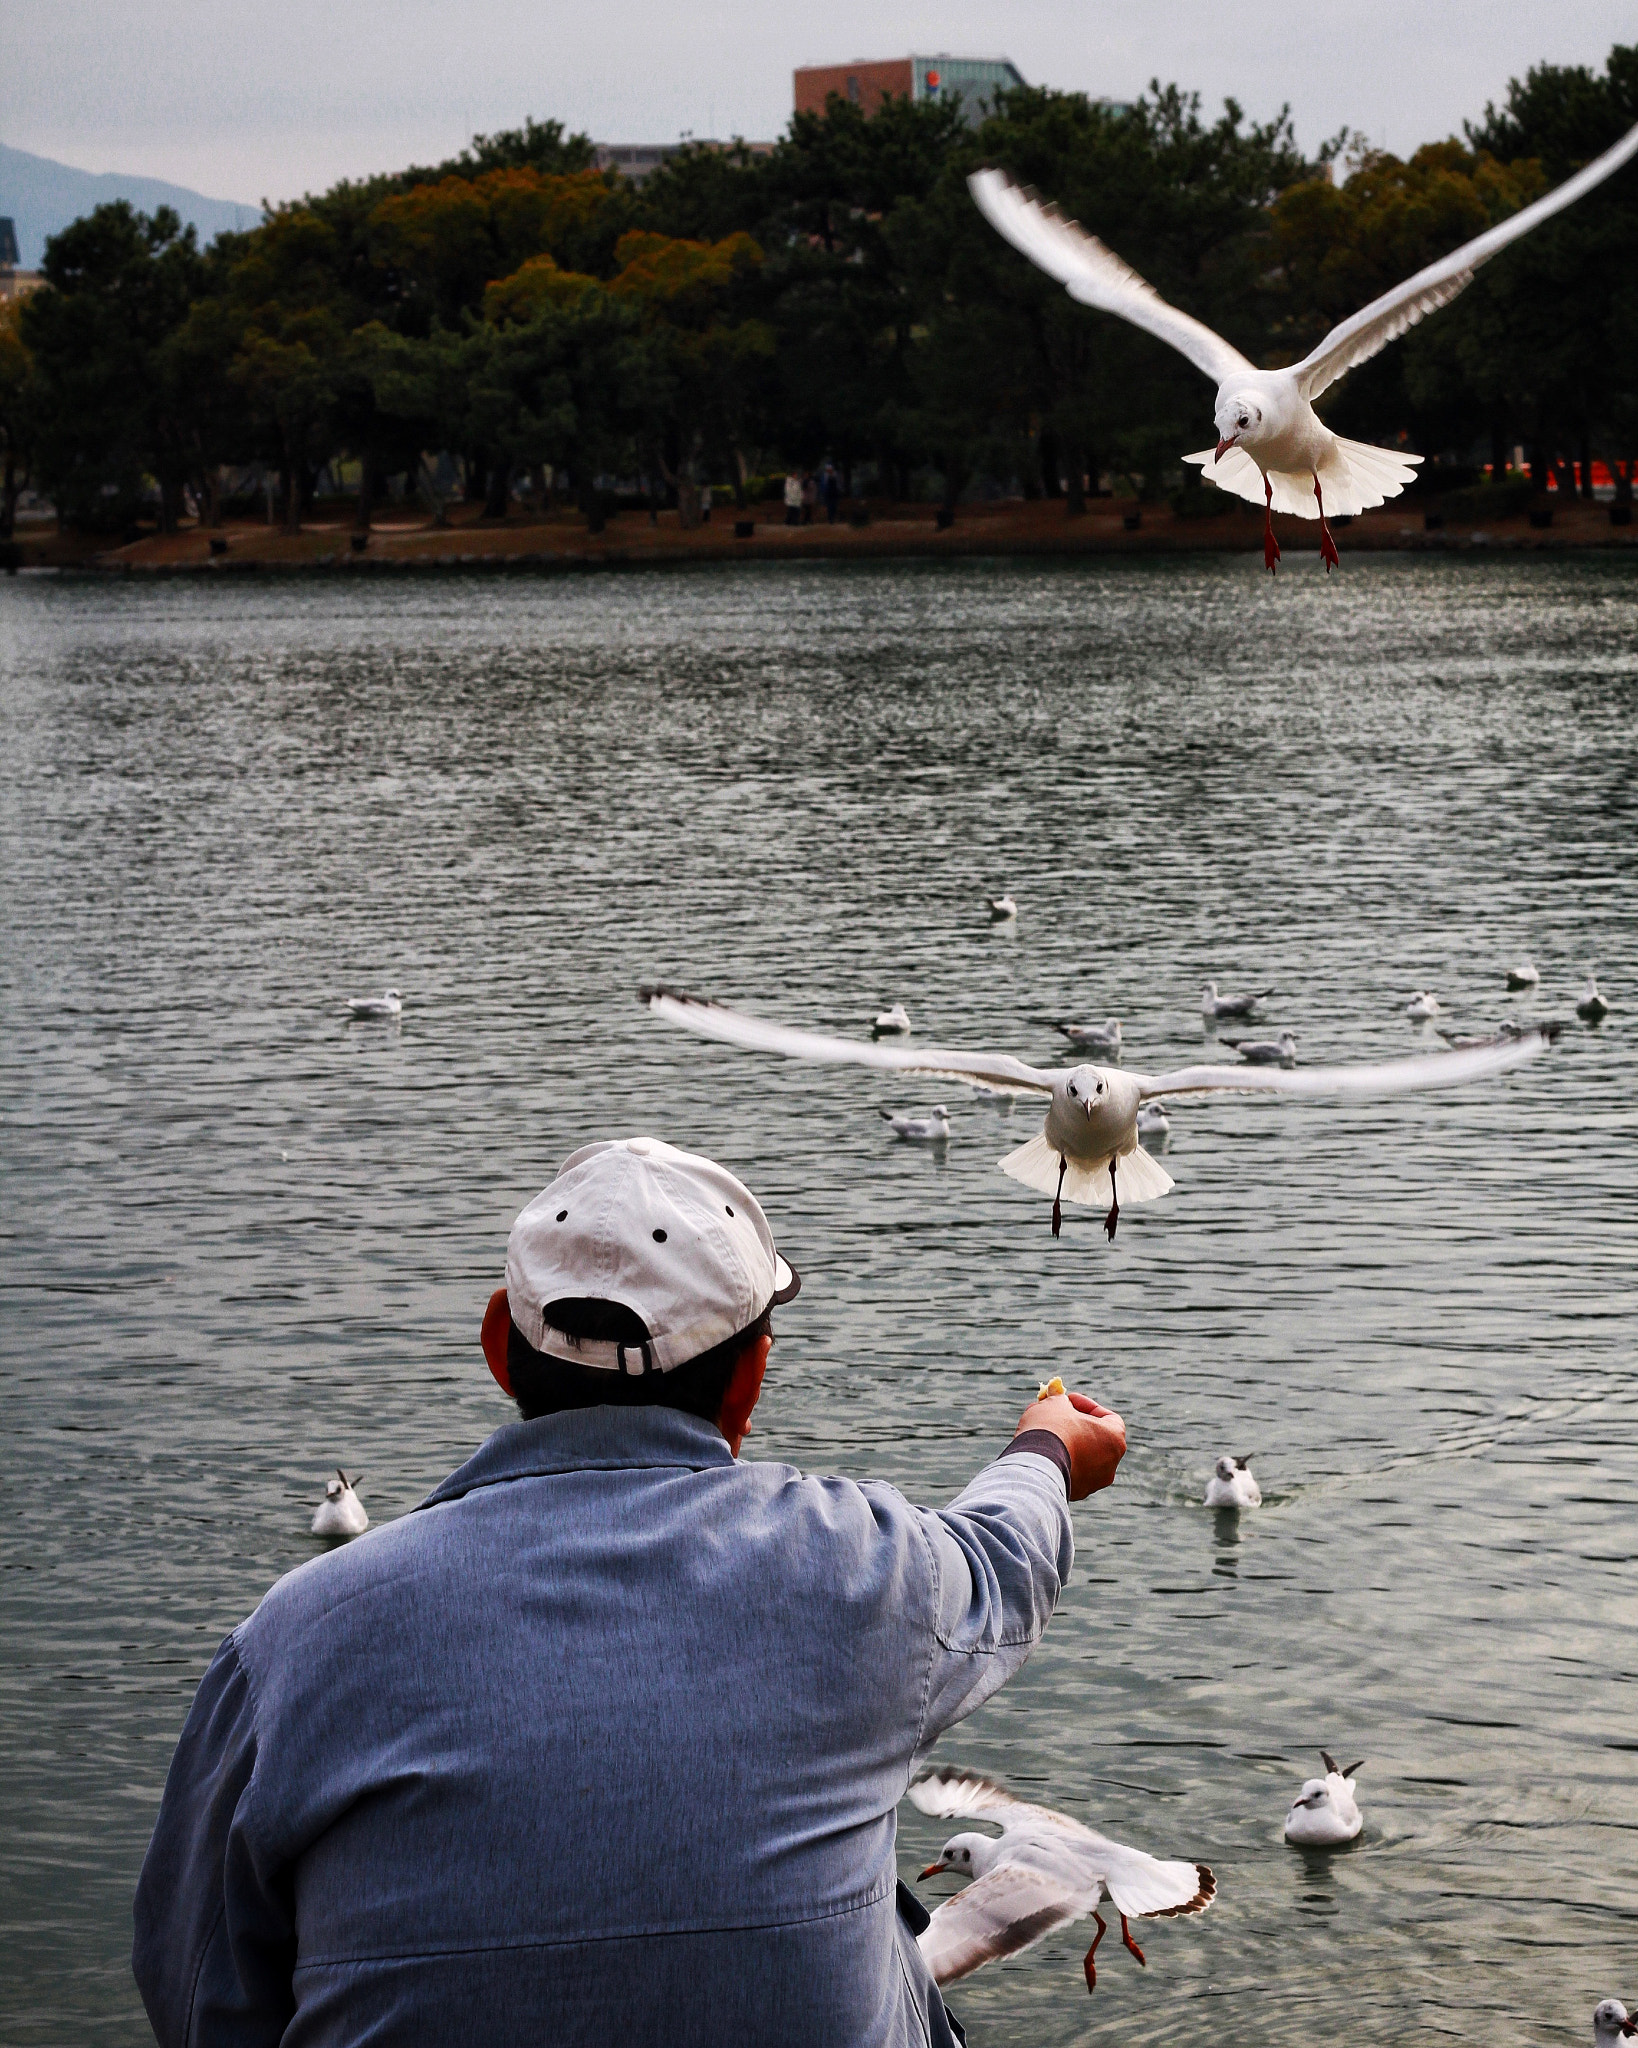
left=1121, top=1915, right=1147, bottom=1966
left=1052, top=1154, right=1066, bottom=1238
left=1103, top=1153, right=1120, bottom=1242
left=1263, top=473, right=1281, bottom=574
left=1083, top=1910, right=1107, bottom=1993
left=1314, top=475, right=1340, bottom=571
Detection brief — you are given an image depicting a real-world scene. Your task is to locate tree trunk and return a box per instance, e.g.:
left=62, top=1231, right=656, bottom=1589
left=1614, top=457, right=1634, bottom=507
left=1579, top=428, right=1595, bottom=501
left=1, top=450, right=18, bottom=539
left=1038, top=425, right=1063, bottom=499
left=354, top=449, right=379, bottom=533
left=280, top=456, right=301, bottom=534
left=1064, top=440, right=1087, bottom=516
left=732, top=446, right=750, bottom=509
left=1489, top=410, right=1509, bottom=482
left=484, top=457, right=511, bottom=521
left=577, top=476, right=607, bottom=535
left=464, top=453, right=487, bottom=504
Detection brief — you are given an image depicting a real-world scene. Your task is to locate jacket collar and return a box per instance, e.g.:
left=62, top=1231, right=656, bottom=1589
left=418, top=1404, right=735, bottom=1511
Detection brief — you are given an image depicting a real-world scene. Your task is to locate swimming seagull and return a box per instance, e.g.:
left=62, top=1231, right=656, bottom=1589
left=1204, top=1455, right=1261, bottom=1509
left=908, top=1766, right=1214, bottom=1996
left=1404, top=991, right=1441, bottom=1021
left=988, top=894, right=1018, bottom=921
left=311, top=1470, right=368, bottom=1539
left=1055, top=1018, right=1122, bottom=1057
left=1201, top=980, right=1274, bottom=1022
left=1578, top=977, right=1610, bottom=1024
left=880, top=1105, right=951, bottom=1142
left=969, top=123, right=1638, bottom=572
left=1592, top=2000, right=1638, bottom=2044
left=1507, top=959, right=1540, bottom=990
left=1135, top=1102, right=1170, bottom=1146
left=1222, top=1032, right=1297, bottom=1068
left=638, top=984, right=1558, bottom=1242
left=1284, top=1752, right=1363, bottom=1845
left=346, top=989, right=402, bottom=1020
left=873, top=1004, right=912, bottom=1035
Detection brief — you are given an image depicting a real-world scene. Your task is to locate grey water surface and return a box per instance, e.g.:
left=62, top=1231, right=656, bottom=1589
left=1, top=557, right=1634, bottom=2046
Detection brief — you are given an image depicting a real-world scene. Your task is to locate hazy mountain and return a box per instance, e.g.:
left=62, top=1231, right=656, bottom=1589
left=0, top=144, right=262, bottom=268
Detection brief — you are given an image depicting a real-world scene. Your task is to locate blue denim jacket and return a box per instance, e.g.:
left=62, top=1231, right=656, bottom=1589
left=133, top=1407, right=1073, bottom=2046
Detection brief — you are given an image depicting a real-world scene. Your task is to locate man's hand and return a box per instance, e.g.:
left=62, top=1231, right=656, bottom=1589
left=1013, top=1389, right=1126, bottom=1501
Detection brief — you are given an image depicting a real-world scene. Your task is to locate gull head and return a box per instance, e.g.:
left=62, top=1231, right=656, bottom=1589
left=325, top=1476, right=345, bottom=1500
left=920, top=1831, right=1000, bottom=1882
left=1289, top=1777, right=1333, bottom=1816
left=1593, top=2002, right=1636, bottom=2042
left=1214, top=1456, right=1240, bottom=1482
left=1214, top=395, right=1263, bottom=457
left=1064, top=1064, right=1109, bottom=1118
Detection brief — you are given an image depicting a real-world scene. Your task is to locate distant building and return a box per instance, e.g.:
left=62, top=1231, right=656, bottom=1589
left=794, top=55, right=1026, bottom=123
left=595, top=140, right=775, bottom=184
left=0, top=215, right=43, bottom=302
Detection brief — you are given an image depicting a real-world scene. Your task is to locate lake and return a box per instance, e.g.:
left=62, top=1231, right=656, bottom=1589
left=1, top=556, right=1633, bottom=2045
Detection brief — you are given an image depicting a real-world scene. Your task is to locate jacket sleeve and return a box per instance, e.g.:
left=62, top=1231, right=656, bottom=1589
left=132, top=1632, right=295, bottom=2048
left=911, top=1450, right=1074, bottom=1755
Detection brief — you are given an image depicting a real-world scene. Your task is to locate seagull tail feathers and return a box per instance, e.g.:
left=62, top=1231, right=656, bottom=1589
left=998, top=1136, right=1174, bottom=1206
left=1184, top=438, right=1420, bottom=518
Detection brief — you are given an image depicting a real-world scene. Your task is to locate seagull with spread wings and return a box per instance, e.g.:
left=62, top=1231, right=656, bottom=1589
left=908, top=1767, right=1214, bottom=1996
left=639, top=985, right=1558, bottom=1242
left=969, top=120, right=1638, bottom=572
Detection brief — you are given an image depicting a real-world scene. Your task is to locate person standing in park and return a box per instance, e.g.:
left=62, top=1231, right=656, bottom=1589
left=784, top=469, right=803, bottom=526
left=132, top=1136, right=1125, bottom=2046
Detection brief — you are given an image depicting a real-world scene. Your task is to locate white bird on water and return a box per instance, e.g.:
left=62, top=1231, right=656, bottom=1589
left=1284, top=1752, right=1363, bottom=1845
left=969, top=121, right=1638, bottom=572
left=1223, top=1031, right=1298, bottom=1068
left=311, top=1470, right=368, bottom=1539
left=880, top=1105, right=951, bottom=1142
left=1507, top=959, right=1540, bottom=991
left=1593, top=2000, right=1638, bottom=2045
left=1204, top=1455, right=1260, bottom=1509
left=1201, top=980, right=1274, bottom=1022
left=988, top=894, right=1018, bottom=921
left=1578, top=977, right=1610, bottom=1024
left=346, top=989, right=402, bottom=1020
left=1055, top=1018, right=1122, bottom=1057
left=639, top=984, right=1558, bottom=1243
left=873, top=1004, right=912, bottom=1035
left=1405, top=991, right=1441, bottom=1022
left=1135, top=1102, right=1170, bottom=1145
left=909, top=1767, right=1214, bottom=1996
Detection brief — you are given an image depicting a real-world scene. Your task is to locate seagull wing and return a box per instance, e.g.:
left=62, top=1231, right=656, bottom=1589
left=1133, top=1025, right=1557, bottom=1102
left=1295, top=118, right=1638, bottom=399
left=907, top=1767, right=1077, bottom=1833
left=919, top=1864, right=1092, bottom=1986
left=1098, top=1842, right=1215, bottom=1921
left=640, top=986, right=1056, bottom=1096
left=968, top=169, right=1255, bottom=386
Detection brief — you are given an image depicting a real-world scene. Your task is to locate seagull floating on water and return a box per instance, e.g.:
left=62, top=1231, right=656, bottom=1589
left=1506, top=959, right=1540, bottom=991
left=1439, top=1023, right=1527, bottom=1051
left=873, top=1004, right=912, bottom=1036
left=970, top=122, right=1638, bottom=572
left=1404, top=992, right=1441, bottom=1022
left=1284, top=1752, right=1363, bottom=1845
left=1135, top=1102, right=1170, bottom=1146
left=1593, top=2001, right=1638, bottom=2045
left=311, top=1470, right=368, bottom=1539
left=639, top=984, right=1557, bottom=1243
left=346, top=989, right=402, bottom=1020
left=1201, top=981, right=1274, bottom=1022
left=909, top=1767, right=1214, bottom=1996
left=1204, top=1455, right=1261, bottom=1509
left=1577, top=978, right=1610, bottom=1024
left=880, top=1105, right=951, bottom=1142
left=1223, top=1031, right=1297, bottom=1068
left=1055, top=1018, right=1122, bottom=1057
left=988, top=894, right=1018, bottom=921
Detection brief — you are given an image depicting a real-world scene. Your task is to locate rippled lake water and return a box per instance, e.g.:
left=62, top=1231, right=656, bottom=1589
left=1, top=558, right=1635, bottom=2046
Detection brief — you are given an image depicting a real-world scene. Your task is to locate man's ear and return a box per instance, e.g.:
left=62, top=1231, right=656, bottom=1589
left=482, top=1287, right=513, bottom=1396
left=717, top=1332, right=772, bottom=1456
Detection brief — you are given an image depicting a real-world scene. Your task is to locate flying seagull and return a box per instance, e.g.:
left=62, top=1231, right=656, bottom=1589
left=638, top=985, right=1558, bottom=1242
left=969, top=121, right=1638, bottom=572
left=909, top=1766, right=1214, bottom=1995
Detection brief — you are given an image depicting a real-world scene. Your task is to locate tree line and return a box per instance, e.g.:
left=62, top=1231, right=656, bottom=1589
left=1, top=46, right=1633, bottom=540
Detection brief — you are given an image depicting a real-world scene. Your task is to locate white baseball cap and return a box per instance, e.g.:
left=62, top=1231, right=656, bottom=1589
left=505, top=1136, right=800, bottom=1375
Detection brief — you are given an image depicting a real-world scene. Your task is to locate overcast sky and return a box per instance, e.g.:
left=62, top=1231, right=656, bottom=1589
left=4, top=1, right=1632, bottom=205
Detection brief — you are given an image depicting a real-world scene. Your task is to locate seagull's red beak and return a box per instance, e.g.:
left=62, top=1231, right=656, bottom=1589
left=1619, top=2023, right=1637, bottom=2038
left=918, top=1862, right=945, bottom=1881
left=1215, top=436, right=1236, bottom=459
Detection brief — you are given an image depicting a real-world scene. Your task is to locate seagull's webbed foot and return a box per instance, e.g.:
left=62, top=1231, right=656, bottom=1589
left=1083, top=1910, right=1107, bottom=1994
left=1051, top=1153, right=1066, bottom=1238
left=1314, top=475, right=1340, bottom=571
left=1263, top=474, right=1281, bottom=575
left=1103, top=1153, right=1120, bottom=1242
left=1120, top=1914, right=1147, bottom=1967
